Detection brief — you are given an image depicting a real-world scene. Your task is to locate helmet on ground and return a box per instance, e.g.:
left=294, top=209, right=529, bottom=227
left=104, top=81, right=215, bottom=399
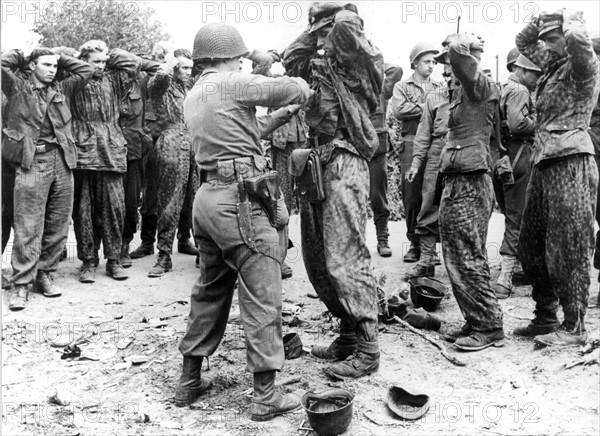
left=192, top=23, right=249, bottom=61
left=409, top=277, right=446, bottom=312
left=409, top=42, right=439, bottom=66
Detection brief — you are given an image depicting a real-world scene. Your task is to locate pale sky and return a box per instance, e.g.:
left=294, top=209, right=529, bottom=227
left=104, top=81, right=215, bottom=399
left=2, top=0, right=599, bottom=83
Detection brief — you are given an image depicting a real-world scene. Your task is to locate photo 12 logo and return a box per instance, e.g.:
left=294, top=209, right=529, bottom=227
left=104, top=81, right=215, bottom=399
left=200, top=1, right=304, bottom=24
left=400, top=1, right=540, bottom=24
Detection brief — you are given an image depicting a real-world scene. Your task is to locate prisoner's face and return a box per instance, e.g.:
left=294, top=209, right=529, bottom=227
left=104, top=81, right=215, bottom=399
left=174, top=57, right=193, bottom=84
left=31, top=55, right=58, bottom=84
left=315, top=24, right=335, bottom=57
left=86, top=51, right=108, bottom=78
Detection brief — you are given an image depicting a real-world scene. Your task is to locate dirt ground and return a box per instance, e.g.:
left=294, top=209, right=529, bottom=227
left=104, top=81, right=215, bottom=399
left=2, top=213, right=599, bottom=436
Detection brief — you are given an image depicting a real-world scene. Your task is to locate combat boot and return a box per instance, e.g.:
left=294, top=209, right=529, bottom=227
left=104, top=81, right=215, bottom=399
left=311, top=335, right=357, bottom=361
left=35, top=271, right=62, bottom=297
left=106, top=259, right=129, bottom=281
left=130, top=243, right=154, bottom=259
left=405, top=235, right=436, bottom=279
left=534, top=324, right=587, bottom=347
left=403, top=241, right=420, bottom=263
left=120, top=244, right=132, bottom=268
left=443, top=322, right=473, bottom=342
left=514, top=312, right=560, bottom=337
left=250, top=371, right=304, bottom=421
left=377, top=240, right=392, bottom=257
left=494, top=255, right=516, bottom=299
left=174, top=356, right=213, bottom=407
left=454, top=329, right=505, bottom=351
left=324, top=351, right=380, bottom=380
left=79, top=260, right=96, bottom=283
left=9, top=284, right=30, bottom=311
left=177, top=239, right=198, bottom=256
left=148, top=252, right=172, bottom=278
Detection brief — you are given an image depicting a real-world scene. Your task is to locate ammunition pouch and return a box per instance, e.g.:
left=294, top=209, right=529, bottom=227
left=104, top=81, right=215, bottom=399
left=289, top=149, right=325, bottom=203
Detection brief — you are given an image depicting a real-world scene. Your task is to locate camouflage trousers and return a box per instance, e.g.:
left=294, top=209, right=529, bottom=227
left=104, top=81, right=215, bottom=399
left=439, top=172, right=503, bottom=331
left=300, top=149, right=379, bottom=353
left=155, top=129, right=192, bottom=255
left=73, top=170, right=125, bottom=261
left=519, top=155, right=598, bottom=330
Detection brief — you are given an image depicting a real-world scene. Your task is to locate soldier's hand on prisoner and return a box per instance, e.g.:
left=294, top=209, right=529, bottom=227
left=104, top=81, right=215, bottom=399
left=406, top=165, right=419, bottom=183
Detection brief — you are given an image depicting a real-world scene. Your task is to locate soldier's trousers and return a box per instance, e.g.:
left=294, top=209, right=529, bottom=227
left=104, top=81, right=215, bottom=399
left=73, top=169, right=125, bottom=261
left=400, top=140, right=424, bottom=244
left=177, top=163, right=200, bottom=244
left=300, top=149, right=379, bottom=353
left=179, top=180, right=286, bottom=372
left=439, top=172, right=503, bottom=331
left=368, top=152, right=391, bottom=243
left=518, top=155, right=598, bottom=330
left=122, top=159, right=144, bottom=246
left=415, top=137, right=444, bottom=238
left=493, top=142, right=532, bottom=257
left=139, top=143, right=159, bottom=246
left=11, top=149, right=73, bottom=285
left=2, top=160, right=15, bottom=254
left=155, top=129, right=190, bottom=256
left=593, top=155, right=600, bottom=271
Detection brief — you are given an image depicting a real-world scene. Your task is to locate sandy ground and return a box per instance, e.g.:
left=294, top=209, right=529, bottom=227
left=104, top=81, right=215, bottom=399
left=2, top=213, right=599, bottom=436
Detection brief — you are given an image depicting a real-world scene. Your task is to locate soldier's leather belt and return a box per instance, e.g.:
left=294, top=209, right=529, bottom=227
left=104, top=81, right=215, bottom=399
left=200, top=156, right=267, bottom=184
left=35, top=143, right=60, bottom=154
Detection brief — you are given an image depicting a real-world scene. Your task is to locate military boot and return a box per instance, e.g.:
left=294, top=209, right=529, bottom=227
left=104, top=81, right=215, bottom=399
left=174, top=356, right=213, bottom=407
left=324, top=351, right=380, bottom=380
left=250, top=371, right=304, bottom=421
left=405, top=235, right=435, bottom=279
left=106, top=259, right=129, bottom=281
left=403, top=241, right=420, bottom=263
left=9, top=284, right=30, bottom=311
left=148, top=252, right=172, bottom=278
left=177, top=239, right=198, bottom=256
left=35, top=271, right=62, bottom=297
left=494, top=255, right=516, bottom=299
left=311, top=335, right=357, bottom=361
left=120, top=244, right=132, bottom=268
left=377, top=240, right=392, bottom=257
left=79, top=260, right=97, bottom=283
left=130, top=243, right=155, bottom=259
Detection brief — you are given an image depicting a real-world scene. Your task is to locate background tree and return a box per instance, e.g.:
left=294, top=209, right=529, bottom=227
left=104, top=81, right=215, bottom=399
left=32, top=0, right=170, bottom=55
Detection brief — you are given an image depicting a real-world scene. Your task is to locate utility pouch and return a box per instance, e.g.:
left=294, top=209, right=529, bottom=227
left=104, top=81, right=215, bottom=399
left=290, top=149, right=325, bottom=203
left=433, top=172, right=445, bottom=206
left=244, top=171, right=288, bottom=229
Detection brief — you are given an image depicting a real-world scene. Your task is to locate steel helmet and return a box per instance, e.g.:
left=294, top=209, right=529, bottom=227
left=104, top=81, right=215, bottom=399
left=506, top=47, right=520, bottom=71
left=409, top=42, right=439, bottom=66
left=514, top=54, right=542, bottom=72
left=192, top=23, right=249, bottom=61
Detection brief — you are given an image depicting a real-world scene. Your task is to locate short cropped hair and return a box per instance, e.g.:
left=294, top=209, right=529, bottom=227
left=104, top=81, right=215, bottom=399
left=173, top=48, right=192, bottom=59
left=29, top=48, right=55, bottom=64
left=79, top=40, right=108, bottom=60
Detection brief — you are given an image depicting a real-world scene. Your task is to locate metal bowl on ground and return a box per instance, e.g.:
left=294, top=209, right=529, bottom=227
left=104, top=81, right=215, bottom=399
left=302, top=389, right=354, bottom=436
left=387, top=386, right=430, bottom=420
left=409, top=277, right=446, bottom=312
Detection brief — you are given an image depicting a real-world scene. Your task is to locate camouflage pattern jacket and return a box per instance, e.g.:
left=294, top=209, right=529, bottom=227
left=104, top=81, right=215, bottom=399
left=516, top=15, right=600, bottom=165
